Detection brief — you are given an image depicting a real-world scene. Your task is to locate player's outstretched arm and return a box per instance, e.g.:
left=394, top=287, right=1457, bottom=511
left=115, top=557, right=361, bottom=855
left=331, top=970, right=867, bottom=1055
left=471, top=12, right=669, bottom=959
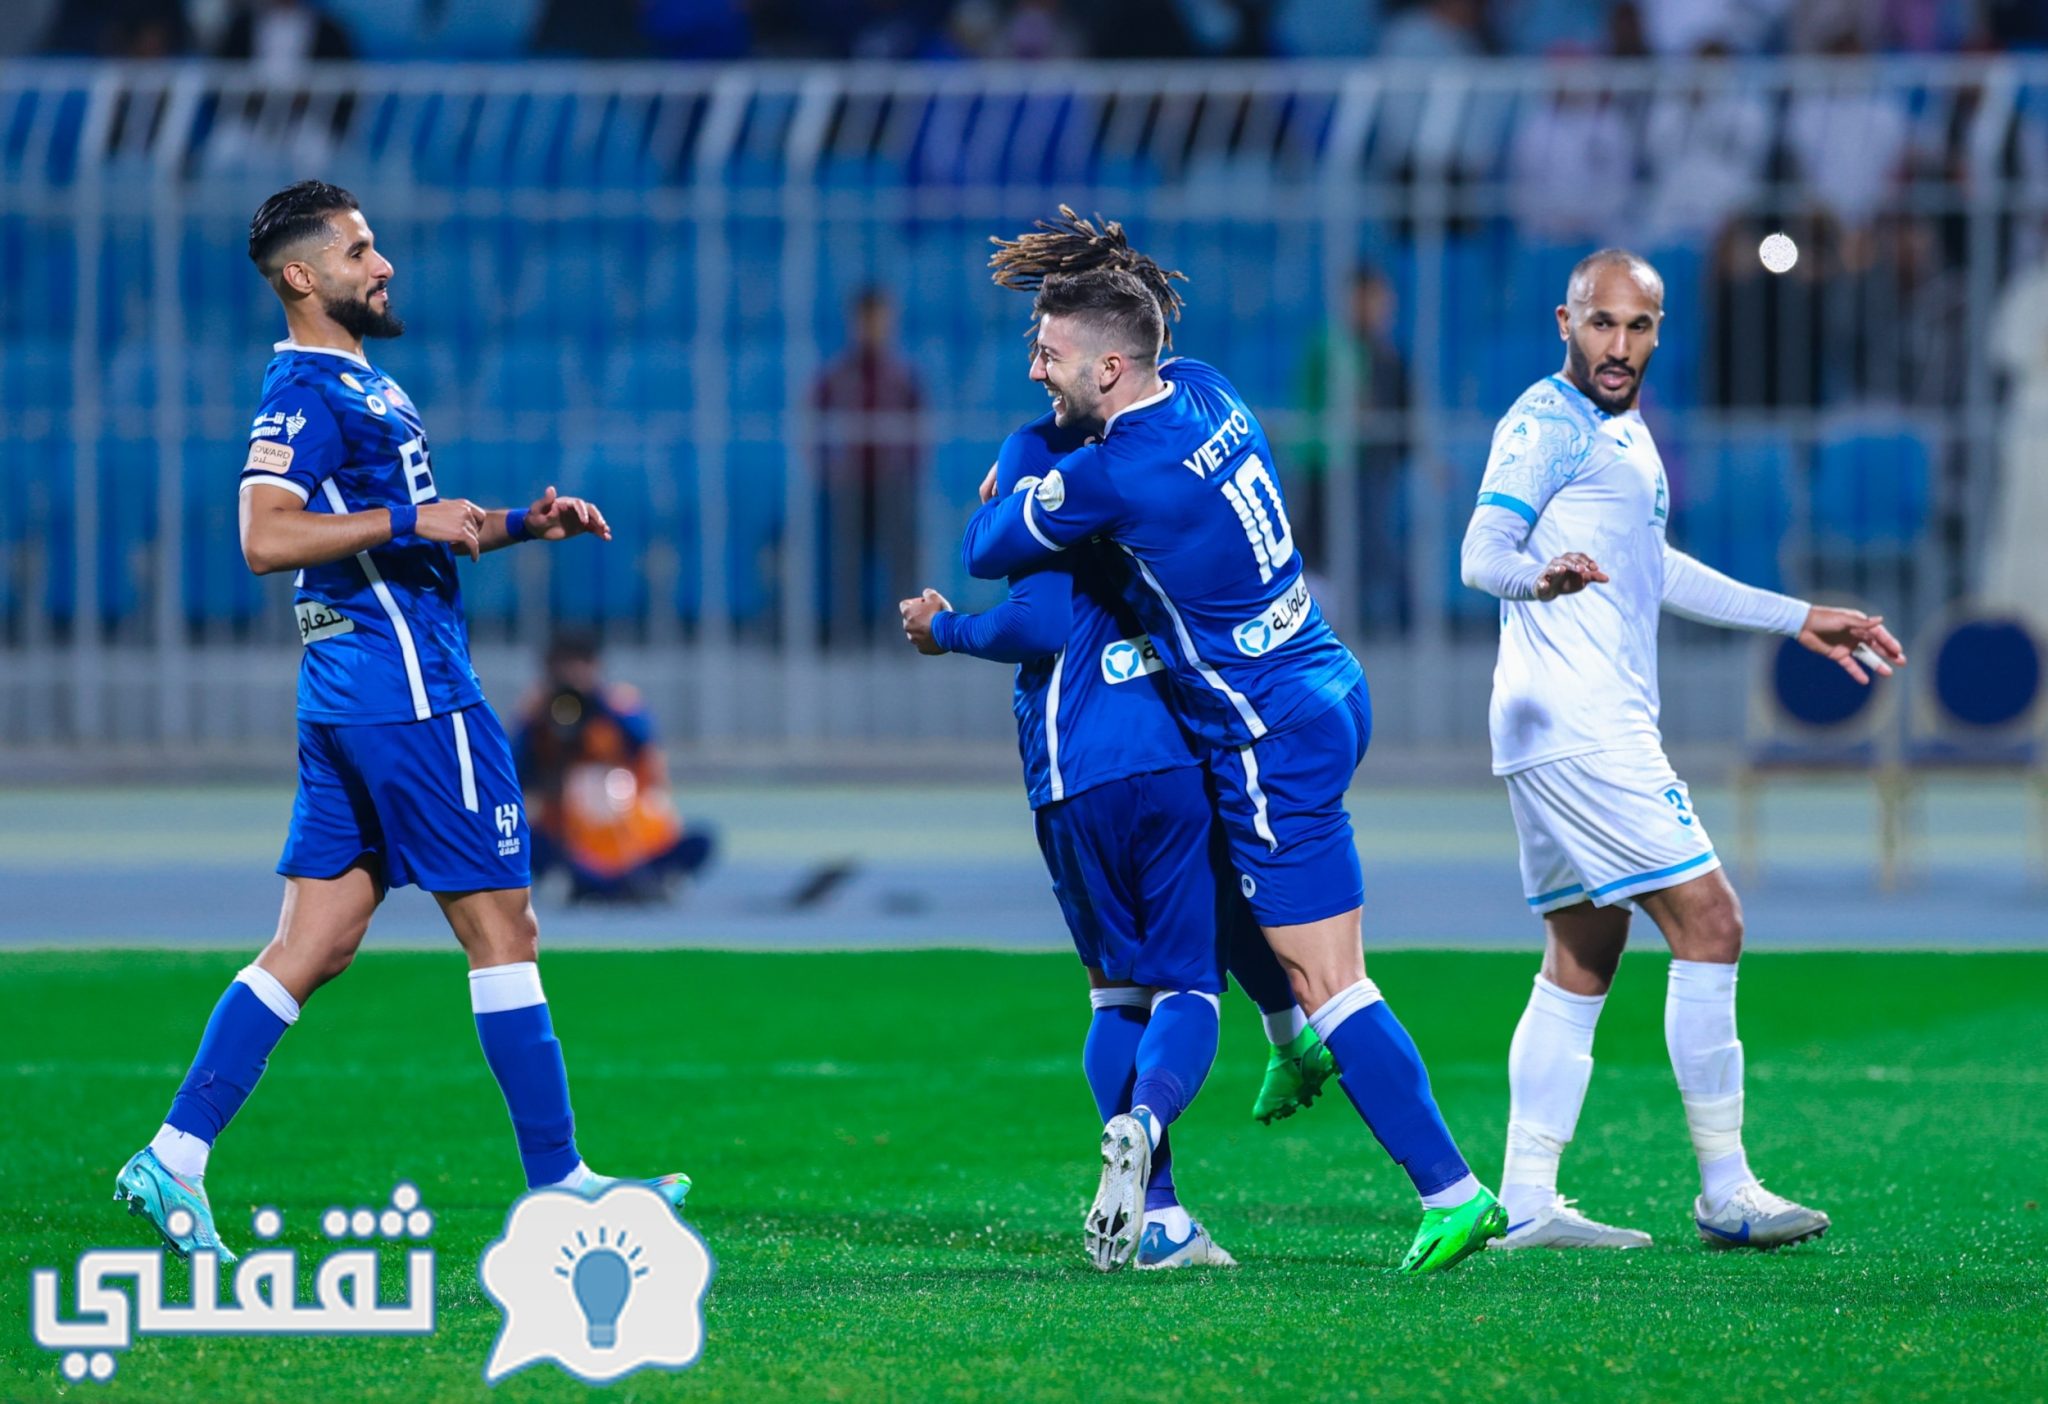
left=240, top=483, right=485, bottom=573
left=482, top=485, right=612, bottom=552
left=901, top=567, right=1072, bottom=662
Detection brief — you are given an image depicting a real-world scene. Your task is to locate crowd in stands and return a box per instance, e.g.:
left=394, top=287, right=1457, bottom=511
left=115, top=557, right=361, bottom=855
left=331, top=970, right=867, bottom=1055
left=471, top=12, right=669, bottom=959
left=12, top=0, right=2048, bottom=64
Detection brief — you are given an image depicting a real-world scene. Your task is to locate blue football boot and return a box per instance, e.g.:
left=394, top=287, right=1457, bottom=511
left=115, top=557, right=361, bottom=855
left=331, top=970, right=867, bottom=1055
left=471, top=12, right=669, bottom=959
left=114, top=1148, right=239, bottom=1264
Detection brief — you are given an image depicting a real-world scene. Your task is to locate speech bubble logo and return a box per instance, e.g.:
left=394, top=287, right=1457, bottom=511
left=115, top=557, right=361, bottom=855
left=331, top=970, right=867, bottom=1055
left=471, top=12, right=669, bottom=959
left=478, top=1184, right=712, bottom=1386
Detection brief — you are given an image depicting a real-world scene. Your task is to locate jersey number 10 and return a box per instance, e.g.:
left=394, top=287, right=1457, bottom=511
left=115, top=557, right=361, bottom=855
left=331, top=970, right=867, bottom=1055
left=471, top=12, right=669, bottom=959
left=1218, top=455, right=1295, bottom=585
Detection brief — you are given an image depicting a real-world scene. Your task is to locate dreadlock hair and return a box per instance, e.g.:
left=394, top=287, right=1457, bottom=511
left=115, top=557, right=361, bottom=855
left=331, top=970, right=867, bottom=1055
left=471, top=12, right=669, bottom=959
left=990, top=205, right=1187, bottom=346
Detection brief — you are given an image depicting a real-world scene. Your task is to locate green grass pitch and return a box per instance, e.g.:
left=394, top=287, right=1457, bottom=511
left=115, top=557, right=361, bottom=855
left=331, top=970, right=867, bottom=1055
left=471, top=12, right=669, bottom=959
left=3, top=949, right=2045, bottom=1403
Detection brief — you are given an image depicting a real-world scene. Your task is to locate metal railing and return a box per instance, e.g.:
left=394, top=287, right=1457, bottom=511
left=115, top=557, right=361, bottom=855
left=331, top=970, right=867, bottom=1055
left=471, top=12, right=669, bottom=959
left=3, top=58, right=2042, bottom=758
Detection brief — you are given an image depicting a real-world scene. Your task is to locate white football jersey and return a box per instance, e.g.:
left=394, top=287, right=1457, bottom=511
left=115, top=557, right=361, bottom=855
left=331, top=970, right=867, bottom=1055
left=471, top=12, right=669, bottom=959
left=1475, top=375, right=1672, bottom=776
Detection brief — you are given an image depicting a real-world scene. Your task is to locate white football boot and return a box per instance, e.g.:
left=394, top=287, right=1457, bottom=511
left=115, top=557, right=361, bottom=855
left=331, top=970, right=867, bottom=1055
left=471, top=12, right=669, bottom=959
left=1085, top=1111, right=1152, bottom=1271
left=1694, top=1181, right=1830, bottom=1249
left=1135, top=1216, right=1238, bottom=1270
left=1490, top=1195, right=1652, bottom=1250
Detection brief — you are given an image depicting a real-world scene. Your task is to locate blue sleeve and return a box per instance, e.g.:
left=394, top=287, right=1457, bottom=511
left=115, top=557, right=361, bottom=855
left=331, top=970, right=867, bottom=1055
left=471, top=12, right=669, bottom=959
left=240, top=382, right=344, bottom=504
left=961, top=445, right=1124, bottom=579
left=930, top=565, right=1073, bottom=663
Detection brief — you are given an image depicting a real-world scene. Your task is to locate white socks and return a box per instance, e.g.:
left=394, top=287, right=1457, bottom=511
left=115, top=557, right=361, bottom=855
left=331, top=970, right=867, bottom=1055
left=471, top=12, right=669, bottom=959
left=1666, top=959, right=1756, bottom=1210
left=543, top=1161, right=596, bottom=1192
left=1145, top=1204, right=1192, bottom=1240
left=1261, top=1006, right=1308, bottom=1046
left=1501, top=974, right=1606, bottom=1224
left=150, top=1125, right=210, bottom=1180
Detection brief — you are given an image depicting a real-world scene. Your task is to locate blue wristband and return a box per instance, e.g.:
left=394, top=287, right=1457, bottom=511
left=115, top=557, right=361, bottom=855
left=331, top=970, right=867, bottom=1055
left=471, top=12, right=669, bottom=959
left=388, top=502, right=417, bottom=540
left=505, top=507, right=531, bottom=541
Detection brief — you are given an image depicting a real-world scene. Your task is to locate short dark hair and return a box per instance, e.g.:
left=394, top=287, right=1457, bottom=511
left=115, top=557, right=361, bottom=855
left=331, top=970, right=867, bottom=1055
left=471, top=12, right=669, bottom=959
left=1031, top=268, right=1164, bottom=365
left=248, top=180, right=360, bottom=278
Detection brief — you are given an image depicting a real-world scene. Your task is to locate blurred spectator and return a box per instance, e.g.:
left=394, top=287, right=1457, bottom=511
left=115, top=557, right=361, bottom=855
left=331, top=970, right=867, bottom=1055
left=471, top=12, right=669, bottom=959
left=1271, top=0, right=1377, bottom=57
left=1703, top=214, right=1827, bottom=410
left=530, top=0, right=643, bottom=55
left=1295, top=265, right=1411, bottom=635
left=42, top=0, right=191, bottom=54
left=1640, top=43, right=1773, bottom=246
left=1784, top=16, right=1910, bottom=233
left=1639, top=0, right=1786, bottom=54
left=514, top=633, right=715, bottom=905
left=1379, top=0, right=1487, bottom=59
left=1495, top=0, right=1606, bottom=54
left=1985, top=250, right=2048, bottom=612
left=4, top=0, right=61, bottom=54
left=1606, top=0, right=1649, bottom=55
left=640, top=0, right=750, bottom=58
left=1077, top=0, right=1198, bottom=57
left=813, top=287, right=925, bottom=649
left=991, top=0, right=1085, bottom=59
left=214, top=0, right=355, bottom=72
left=1508, top=65, right=1641, bottom=242
left=1983, top=0, right=2048, bottom=51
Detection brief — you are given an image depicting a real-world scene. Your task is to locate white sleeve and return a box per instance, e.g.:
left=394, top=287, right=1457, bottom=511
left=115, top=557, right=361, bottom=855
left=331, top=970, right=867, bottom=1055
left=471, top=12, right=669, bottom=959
left=1660, top=544, right=1809, bottom=634
left=1460, top=505, right=1546, bottom=602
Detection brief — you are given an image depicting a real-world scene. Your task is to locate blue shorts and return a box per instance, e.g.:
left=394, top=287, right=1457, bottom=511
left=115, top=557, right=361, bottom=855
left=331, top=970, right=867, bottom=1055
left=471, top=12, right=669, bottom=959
left=1033, top=765, right=1224, bottom=994
left=279, top=702, right=532, bottom=893
left=1208, top=681, right=1371, bottom=926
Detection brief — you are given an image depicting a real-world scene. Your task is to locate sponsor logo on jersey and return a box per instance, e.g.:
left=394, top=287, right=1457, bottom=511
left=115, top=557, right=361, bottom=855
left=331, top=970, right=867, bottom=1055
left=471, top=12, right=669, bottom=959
left=1182, top=407, right=1252, bottom=478
left=285, top=409, right=307, bottom=442
left=1012, top=475, right=1039, bottom=496
left=1232, top=576, right=1312, bottom=658
left=245, top=440, right=295, bottom=472
left=1651, top=468, right=1669, bottom=528
left=294, top=598, right=355, bottom=645
left=340, top=372, right=365, bottom=393
left=364, top=394, right=389, bottom=417
left=1099, top=635, right=1166, bottom=684
left=1033, top=470, right=1065, bottom=511
left=250, top=411, right=286, bottom=440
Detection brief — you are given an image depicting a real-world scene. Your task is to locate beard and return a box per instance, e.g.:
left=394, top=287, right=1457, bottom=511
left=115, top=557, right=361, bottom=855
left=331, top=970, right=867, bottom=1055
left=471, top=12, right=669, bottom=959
left=324, top=289, right=405, bottom=340
left=1566, top=337, right=1644, bottom=416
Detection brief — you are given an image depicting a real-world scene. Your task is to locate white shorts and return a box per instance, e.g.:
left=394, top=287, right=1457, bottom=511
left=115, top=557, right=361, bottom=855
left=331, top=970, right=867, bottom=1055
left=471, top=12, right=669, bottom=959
left=1504, top=748, right=1721, bottom=917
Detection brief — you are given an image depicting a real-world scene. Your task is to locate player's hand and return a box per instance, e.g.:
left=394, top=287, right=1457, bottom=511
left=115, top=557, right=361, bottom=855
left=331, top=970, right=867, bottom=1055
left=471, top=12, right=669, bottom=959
left=415, top=499, right=487, bottom=561
left=978, top=464, right=1000, bottom=504
left=1797, top=606, right=1906, bottom=685
left=1535, top=552, right=1609, bottom=601
left=899, top=588, right=951, bottom=655
left=524, top=485, right=612, bottom=542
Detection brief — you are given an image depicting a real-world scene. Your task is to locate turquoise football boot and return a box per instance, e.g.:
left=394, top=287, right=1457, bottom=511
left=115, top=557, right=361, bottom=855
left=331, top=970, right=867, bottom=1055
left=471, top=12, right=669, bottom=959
left=113, top=1148, right=239, bottom=1264
left=574, top=1169, right=692, bottom=1214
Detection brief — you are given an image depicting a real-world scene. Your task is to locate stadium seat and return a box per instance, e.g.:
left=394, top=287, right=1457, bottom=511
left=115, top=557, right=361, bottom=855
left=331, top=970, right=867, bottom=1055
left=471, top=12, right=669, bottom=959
left=1677, top=435, right=1793, bottom=594
left=1895, top=607, right=2048, bottom=881
left=1810, top=417, right=1934, bottom=555
left=1735, top=623, right=1903, bottom=887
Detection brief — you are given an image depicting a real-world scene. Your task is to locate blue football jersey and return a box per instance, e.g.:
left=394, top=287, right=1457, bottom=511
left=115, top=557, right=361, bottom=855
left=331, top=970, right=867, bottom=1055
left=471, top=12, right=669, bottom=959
left=988, top=413, right=1198, bottom=809
left=239, top=341, right=483, bottom=725
left=962, top=359, right=1363, bottom=748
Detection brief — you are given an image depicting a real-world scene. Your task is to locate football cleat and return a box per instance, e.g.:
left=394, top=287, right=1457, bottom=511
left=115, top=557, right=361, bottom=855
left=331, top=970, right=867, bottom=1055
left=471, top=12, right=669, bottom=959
left=113, top=1148, right=238, bottom=1264
left=1695, top=1182, right=1829, bottom=1250
left=575, top=1170, right=693, bottom=1213
left=1395, top=1185, right=1507, bottom=1275
left=1252, top=1029, right=1337, bottom=1125
left=1085, top=1112, right=1153, bottom=1272
left=1490, top=1195, right=1652, bottom=1250
left=1136, top=1218, right=1238, bottom=1270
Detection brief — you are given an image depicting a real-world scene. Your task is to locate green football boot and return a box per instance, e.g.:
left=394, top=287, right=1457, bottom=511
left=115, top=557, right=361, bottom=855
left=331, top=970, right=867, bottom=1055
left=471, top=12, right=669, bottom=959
left=1252, top=1028, right=1337, bottom=1124
left=113, top=1147, right=239, bottom=1264
left=1395, top=1186, right=1507, bottom=1275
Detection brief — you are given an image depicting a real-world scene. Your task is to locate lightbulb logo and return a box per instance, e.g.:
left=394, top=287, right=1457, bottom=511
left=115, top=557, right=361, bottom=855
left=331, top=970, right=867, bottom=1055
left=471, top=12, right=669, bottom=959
left=478, top=1184, right=712, bottom=1386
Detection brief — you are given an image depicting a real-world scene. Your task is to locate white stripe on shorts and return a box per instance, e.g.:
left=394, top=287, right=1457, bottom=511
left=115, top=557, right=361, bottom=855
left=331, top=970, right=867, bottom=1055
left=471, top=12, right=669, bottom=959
left=1239, top=743, right=1277, bottom=851
left=451, top=710, right=478, bottom=813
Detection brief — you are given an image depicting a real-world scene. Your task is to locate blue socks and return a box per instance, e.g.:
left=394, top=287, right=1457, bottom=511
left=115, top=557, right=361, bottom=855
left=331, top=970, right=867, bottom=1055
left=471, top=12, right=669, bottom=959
left=158, top=967, right=300, bottom=1174
left=1309, top=979, right=1477, bottom=1205
left=471, top=962, right=582, bottom=1189
left=1130, top=992, right=1220, bottom=1133
left=1082, top=999, right=1147, bottom=1123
